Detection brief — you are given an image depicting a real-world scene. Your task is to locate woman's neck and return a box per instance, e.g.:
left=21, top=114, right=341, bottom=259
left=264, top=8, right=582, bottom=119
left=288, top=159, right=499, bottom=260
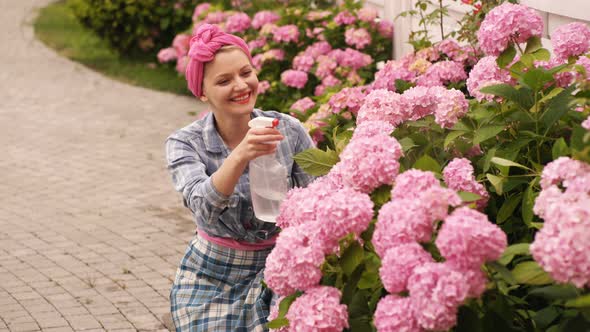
left=213, top=112, right=250, bottom=150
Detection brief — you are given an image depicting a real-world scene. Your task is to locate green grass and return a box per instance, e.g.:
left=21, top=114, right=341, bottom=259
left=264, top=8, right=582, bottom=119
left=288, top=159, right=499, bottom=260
left=34, top=1, right=191, bottom=96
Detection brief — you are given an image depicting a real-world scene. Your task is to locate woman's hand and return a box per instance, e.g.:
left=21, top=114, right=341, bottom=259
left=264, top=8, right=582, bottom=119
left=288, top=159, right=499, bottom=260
left=233, top=127, right=284, bottom=163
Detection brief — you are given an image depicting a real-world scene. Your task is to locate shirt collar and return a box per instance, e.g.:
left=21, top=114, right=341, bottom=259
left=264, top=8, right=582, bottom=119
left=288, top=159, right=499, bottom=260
left=202, top=109, right=264, bottom=153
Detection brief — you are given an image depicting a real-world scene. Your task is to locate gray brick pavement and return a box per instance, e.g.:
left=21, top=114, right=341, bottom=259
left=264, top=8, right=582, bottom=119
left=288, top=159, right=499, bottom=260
left=1, top=1, right=205, bottom=331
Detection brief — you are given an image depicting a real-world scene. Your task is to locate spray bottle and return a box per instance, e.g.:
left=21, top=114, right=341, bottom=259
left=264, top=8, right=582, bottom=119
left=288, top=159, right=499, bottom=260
left=247, top=116, right=289, bottom=223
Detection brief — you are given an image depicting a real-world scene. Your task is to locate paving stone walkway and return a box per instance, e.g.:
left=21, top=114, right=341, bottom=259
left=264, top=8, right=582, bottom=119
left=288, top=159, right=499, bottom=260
left=0, top=1, right=206, bottom=331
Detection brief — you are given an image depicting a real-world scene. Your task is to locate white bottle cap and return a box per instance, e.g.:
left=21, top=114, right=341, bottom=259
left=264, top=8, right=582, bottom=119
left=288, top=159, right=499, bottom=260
left=248, top=116, right=279, bottom=129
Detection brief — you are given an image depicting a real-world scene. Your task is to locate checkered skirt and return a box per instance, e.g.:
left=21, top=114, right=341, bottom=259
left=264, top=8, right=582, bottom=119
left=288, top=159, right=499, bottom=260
left=170, top=234, right=274, bottom=332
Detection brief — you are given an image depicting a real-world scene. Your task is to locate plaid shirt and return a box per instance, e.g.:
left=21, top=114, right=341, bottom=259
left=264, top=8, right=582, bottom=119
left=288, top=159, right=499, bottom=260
left=165, top=109, right=315, bottom=243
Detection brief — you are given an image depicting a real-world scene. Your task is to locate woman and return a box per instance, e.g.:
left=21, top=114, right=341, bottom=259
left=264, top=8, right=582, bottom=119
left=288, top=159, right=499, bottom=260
left=166, top=24, right=315, bottom=331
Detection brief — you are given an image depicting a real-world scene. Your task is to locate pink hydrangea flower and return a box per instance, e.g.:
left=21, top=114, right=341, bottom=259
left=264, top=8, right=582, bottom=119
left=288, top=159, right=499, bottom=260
left=225, top=13, right=251, bottom=34
left=339, top=48, right=373, bottom=70
left=373, top=199, right=437, bottom=257
left=443, top=158, right=489, bottom=209
left=273, top=25, right=300, bottom=43
left=315, top=55, right=338, bottom=79
left=357, top=6, right=378, bottom=22
left=304, top=41, right=333, bottom=59
left=539, top=157, right=590, bottom=190
left=281, top=70, right=308, bottom=89
left=374, top=295, right=422, bottom=332
left=314, top=84, right=326, bottom=96
left=531, top=221, right=590, bottom=288
left=334, top=11, right=356, bottom=25
left=204, top=11, right=226, bottom=24
left=314, top=188, right=374, bottom=251
left=157, top=47, right=177, bottom=63
left=345, top=28, right=372, bottom=50
left=372, top=60, right=416, bottom=92
left=336, top=133, right=403, bottom=193
left=380, top=243, right=434, bottom=293
left=252, top=10, right=280, bottom=29
left=329, top=86, right=370, bottom=114
left=286, top=286, right=349, bottom=332
left=552, top=22, right=590, bottom=61
left=357, top=89, right=410, bottom=127
left=408, top=262, right=469, bottom=331
left=415, top=61, right=467, bottom=87
left=436, top=207, right=507, bottom=268
left=352, top=120, right=394, bottom=139
left=477, top=3, right=544, bottom=56
left=265, top=225, right=325, bottom=295
left=391, top=169, right=440, bottom=201
left=576, top=56, right=590, bottom=81
left=446, top=261, right=488, bottom=298
left=322, top=75, right=341, bottom=88
left=293, top=54, right=315, bottom=72
left=436, top=39, right=462, bottom=60
left=267, top=297, right=288, bottom=332
left=257, top=80, right=270, bottom=94
left=175, top=55, right=189, bottom=75
left=172, top=34, right=191, bottom=57
left=290, top=97, right=315, bottom=113
left=467, top=56, right=515, bottom=101
left=583, top=115, right=590, bottom=130
left=433, top=88, right=469, bottom=129
left=264, top=49, right=286, bottom=62
left=247, top=37, right=267, bottom=52
left=306, top=10, right=332, bottom=21
left=401, top=86, right=438, bottom=121
left=192, top=3, right=210, bottom=21
left=376, top=20, right=394, bottom=38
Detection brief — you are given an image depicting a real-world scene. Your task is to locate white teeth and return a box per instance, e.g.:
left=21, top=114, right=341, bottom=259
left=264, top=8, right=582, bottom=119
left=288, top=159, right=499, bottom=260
left=232, top=93, right=249, bottom=102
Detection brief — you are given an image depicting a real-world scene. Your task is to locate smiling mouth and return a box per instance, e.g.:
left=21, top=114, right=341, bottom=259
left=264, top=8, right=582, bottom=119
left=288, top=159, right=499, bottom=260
left=231, top=92, right=251, bottom=104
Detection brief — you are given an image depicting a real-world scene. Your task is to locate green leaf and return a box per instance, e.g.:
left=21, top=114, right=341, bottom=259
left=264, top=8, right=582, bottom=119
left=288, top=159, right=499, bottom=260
left=456, top=306, right=483, bottom=332
left=293, top=148, right=339, bottom=176
left=487, top=261, right=517, bottom=285
left=524, top=37, right=542, bottom=54
left=458, top=191, right=482, bottom=203
left=565, top=294, right=590, bottom=308
left=474, top=125, right=505, bottom=145
left=552, top=137, right=570, bottom=159
left=539, top=87, right=564, bottom=106
left=532, top=48, right=551, bottom=61
left=528, top=285, right=580, bottom=301
left=340, top=241, right=364, bottom=277
left=490, top=157, right=532, bottom=171
left=278, top=293, right=300, bottom=318
left=498, top=243, right=530, bottom=265
left=541, top=86, right=576, bottom=130
left=497, top=194, right=522, bottom=224
left=512, top=261, right=553, bottom=285
left=486, top=174, right=504, bottom=195
left=479, top=84, right=519, bottom=103
left=398, top=137, right=417, bottom=153
left=412, top=154, right=441, bottom=173
left=522, top=182, right=537, bottom=228
left=394, top=79, right=414, bottom=93
left=497, top=45, right=516, bottom=68
left=444, top=130, right=467, bottom=149
left=521, top=68, right=554, bottom=91
left=533, top=306, right=560, bottom=330
left=267, top=317, right=289, bottom=329
left=483, top=148, right=497, bottom=172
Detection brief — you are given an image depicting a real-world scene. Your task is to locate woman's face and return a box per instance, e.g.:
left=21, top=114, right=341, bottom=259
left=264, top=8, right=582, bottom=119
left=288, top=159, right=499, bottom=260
left=201, top=48, right=259, bottom=117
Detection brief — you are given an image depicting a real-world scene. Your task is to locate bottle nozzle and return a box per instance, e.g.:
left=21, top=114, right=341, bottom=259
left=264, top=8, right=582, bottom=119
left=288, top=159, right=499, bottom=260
left=248, top=116, right=279, bottom=129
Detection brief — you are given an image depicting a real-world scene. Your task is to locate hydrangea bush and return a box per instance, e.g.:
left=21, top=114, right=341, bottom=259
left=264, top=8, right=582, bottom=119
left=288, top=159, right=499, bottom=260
left=266, top=2, right=590, bottom=331
left=157, top=0, right=393, bottom=115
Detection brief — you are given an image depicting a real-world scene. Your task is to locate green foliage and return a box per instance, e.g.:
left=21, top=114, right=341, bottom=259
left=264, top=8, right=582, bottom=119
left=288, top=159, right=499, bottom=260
left=34, top=1, right=188, bottom=95
left=67, top=0, right=202, bottom=54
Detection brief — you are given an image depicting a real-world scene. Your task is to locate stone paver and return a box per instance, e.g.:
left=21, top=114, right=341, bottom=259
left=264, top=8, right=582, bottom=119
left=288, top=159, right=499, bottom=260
left=1, top=1, right=205, bottom=330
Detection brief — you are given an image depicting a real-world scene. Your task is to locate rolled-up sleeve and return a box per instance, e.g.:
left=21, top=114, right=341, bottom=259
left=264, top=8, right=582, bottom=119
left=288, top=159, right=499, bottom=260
left=165, top=136, right=229, bottom=223
left=290, top=120, right=316, bottom=188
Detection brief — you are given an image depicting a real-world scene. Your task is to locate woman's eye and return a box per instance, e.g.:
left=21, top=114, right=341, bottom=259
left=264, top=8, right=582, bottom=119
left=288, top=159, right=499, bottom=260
left=241, top=71, right=252, bottom=76
left=217, top=80, right=229, bottom=85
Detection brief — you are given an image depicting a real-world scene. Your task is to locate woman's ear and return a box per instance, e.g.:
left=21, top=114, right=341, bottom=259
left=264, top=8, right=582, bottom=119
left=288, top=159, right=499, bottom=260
left=199, top=95, right=208, bottom=102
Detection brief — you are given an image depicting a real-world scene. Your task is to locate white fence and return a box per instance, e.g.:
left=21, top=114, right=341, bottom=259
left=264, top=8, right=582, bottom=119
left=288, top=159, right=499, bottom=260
left=364, top=0, right=590, bottom=60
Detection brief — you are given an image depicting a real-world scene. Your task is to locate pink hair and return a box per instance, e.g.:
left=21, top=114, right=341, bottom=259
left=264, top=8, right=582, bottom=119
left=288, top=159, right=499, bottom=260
left=186, top=24, right=253, bottom=97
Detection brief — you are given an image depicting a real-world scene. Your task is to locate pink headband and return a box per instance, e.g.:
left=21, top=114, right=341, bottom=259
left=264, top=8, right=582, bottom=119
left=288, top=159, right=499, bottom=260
left=186, top=24, right=253, bottom=97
